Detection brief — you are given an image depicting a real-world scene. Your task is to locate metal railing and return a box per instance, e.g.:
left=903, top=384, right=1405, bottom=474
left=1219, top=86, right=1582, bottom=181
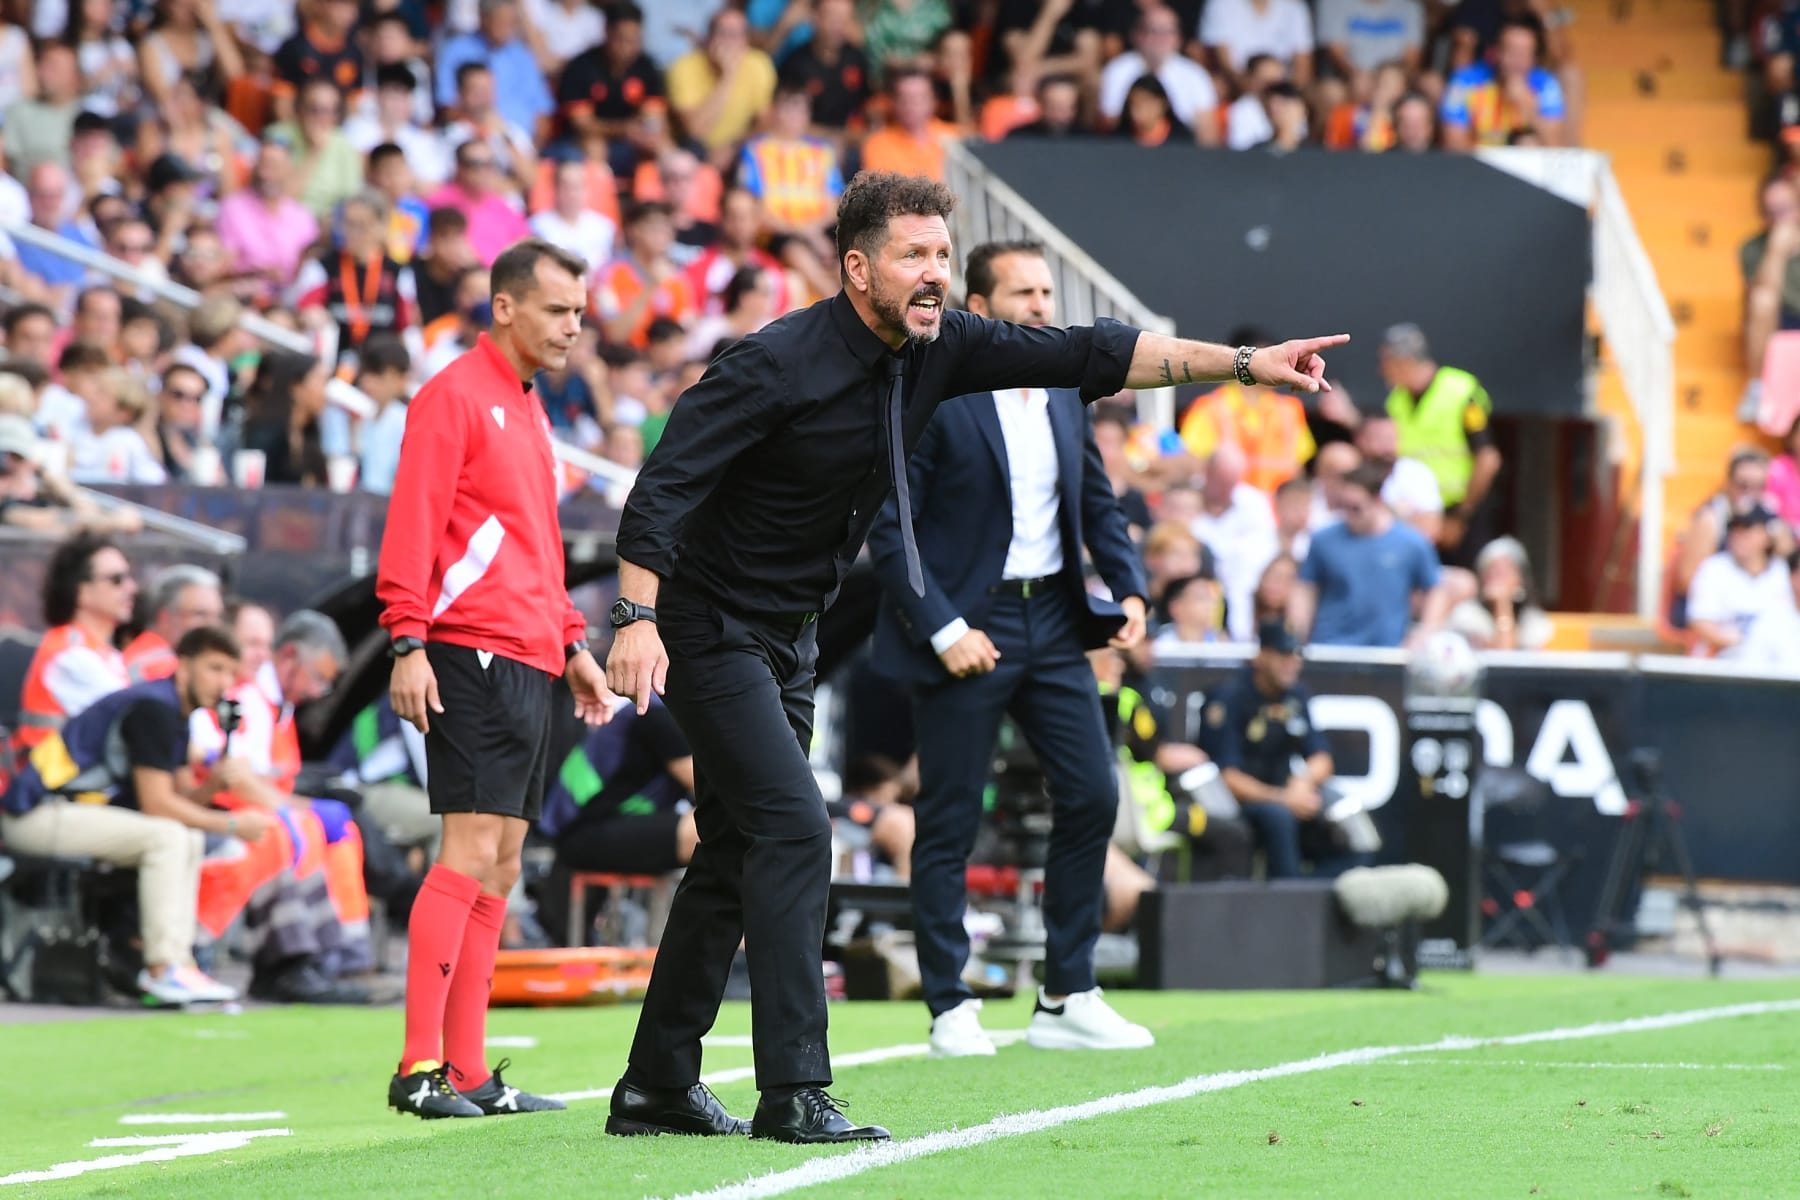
left=1474, top=147, right=1676, bottom=620
left=942, top=139, right=1178, bottom=429
left=4, top=221, right=638, bottom=489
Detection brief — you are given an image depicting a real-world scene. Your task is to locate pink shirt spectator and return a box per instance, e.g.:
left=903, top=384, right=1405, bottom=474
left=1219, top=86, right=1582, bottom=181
left=216, top=190, right=320, bottom=287
left=425, top=182, right=532, bottom=267
left=1768, top=454, right=1800, bottom=529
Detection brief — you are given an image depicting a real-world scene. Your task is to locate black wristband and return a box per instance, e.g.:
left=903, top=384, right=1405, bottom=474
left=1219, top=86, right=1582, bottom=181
left=390, top=636, right=425, bottom=658
left=565, top=639, right=590, bottom=661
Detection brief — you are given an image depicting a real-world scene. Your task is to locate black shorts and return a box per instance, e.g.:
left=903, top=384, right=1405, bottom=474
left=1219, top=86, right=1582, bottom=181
left=423, top=642, right=554, bottom=821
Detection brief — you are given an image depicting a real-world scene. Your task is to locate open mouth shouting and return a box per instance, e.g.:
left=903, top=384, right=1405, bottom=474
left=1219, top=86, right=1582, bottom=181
left=908, top=290, right=944, bottom=324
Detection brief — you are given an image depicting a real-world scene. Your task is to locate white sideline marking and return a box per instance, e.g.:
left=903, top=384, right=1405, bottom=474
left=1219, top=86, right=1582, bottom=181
left=1385, top=1059, right=1786, bottom=1072
left=0, top=1130, right=291, bottom=1187
left=486, top=1036, right=539, bottom=1049
left=547, top=1032, right=1028, bottom=1104
left=660, top=999, right=1800, bottom=1200
left=118, top=1112, right=289, bottom=1125
left=704, top=1036, right=757, bottom=1048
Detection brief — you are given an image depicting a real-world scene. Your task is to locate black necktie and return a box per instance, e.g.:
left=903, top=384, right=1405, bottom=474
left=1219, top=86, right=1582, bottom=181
left=886, top=356, right=924, bottom=596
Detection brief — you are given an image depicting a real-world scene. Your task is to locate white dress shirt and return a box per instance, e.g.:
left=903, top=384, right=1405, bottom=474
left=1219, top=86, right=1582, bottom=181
left=931, top=388, right=1064, bottom=654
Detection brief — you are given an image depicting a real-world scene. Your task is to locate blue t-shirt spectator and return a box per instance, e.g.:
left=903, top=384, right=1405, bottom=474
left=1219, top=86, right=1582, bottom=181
left=16, top=221, right=92, bottom=288
left=1301, top=519, right=1440, bottom=647
left=436, top=32, right=554, bottom=135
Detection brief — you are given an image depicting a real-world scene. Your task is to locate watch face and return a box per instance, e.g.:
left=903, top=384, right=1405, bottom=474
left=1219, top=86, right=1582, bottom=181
left=611, top=599, right=633, bottom=625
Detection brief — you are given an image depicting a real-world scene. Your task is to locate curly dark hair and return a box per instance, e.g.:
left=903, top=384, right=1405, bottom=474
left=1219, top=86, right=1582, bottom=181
left=835, top=171, right=957, bottom=281
left=42, top=532, right=121, bottom=627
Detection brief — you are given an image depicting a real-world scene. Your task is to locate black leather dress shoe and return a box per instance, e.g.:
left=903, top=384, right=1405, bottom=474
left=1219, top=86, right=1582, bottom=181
left=604, top=1079, right=750, bottom=1137
left=750, top=1088, right=891, bottom=1144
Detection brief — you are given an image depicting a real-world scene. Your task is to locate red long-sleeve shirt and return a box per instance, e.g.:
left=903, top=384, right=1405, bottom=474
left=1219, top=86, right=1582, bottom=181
left=376, top=333, right=585, bottom=677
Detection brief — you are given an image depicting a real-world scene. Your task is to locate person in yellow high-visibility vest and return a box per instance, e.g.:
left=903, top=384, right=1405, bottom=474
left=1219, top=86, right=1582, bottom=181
left=1328, top=323, right=1501, bottom=563
left=1177, top=325, right=1316, bottom=495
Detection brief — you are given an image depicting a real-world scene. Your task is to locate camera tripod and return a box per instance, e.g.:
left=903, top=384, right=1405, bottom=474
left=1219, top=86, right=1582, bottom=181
left=1585, top=747, right=1721, bottom=976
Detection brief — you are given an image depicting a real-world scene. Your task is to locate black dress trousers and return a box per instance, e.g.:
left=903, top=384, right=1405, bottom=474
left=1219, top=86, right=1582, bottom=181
left=625, top=587, right=833, bottom=1093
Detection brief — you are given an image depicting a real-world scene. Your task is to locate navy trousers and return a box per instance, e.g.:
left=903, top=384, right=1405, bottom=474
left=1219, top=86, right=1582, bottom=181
left=908, top=587, right=1117, bottom=1017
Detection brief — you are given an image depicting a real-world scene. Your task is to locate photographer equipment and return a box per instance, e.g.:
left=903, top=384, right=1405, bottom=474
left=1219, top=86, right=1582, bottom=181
left=1585, top=747, right=1721, bottom=975
left=1334, top=864, right=1449, bottom=988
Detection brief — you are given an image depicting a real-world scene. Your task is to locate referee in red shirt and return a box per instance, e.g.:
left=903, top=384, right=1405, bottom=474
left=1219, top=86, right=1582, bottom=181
left=377, top=237, right=615, bottom=1119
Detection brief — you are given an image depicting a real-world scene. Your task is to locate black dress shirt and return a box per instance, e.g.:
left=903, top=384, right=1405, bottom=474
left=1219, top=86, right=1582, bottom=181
left=617, top=292, right=1139, bottom=619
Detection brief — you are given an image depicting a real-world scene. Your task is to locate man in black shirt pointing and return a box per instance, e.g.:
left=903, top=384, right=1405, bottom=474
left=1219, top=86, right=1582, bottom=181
left=604, top=171, right=1347, bottom=1144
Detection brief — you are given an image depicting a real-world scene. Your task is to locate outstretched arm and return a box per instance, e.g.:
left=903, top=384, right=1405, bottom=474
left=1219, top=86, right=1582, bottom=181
left=1125, top=331, right=1350, bottom=394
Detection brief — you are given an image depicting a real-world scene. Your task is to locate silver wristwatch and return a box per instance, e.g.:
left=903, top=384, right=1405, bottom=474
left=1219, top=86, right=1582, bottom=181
left=1233, top=345, right=1257, bottom=387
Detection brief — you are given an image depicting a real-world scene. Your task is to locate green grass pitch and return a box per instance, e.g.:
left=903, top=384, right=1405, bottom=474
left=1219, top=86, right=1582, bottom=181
left=4, top=973, right=1798, bottom=1199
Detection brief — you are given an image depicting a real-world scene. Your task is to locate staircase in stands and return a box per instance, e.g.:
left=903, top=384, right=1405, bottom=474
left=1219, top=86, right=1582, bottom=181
left=1570, top=0, right=1767, bottom=548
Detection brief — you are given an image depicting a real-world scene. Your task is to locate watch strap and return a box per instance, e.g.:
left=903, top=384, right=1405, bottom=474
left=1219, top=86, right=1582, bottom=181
left=389, top=636, right=426, bottom=658
left=1233, top=345, right=1257, bottom=387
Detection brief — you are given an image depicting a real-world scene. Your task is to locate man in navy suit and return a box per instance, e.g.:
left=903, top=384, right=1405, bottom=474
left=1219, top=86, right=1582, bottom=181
left=868, top=241, right=1154, bottom=1057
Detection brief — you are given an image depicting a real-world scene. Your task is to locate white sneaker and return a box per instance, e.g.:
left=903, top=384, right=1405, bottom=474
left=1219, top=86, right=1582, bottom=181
left=139, top=966, right=238, bottom=1006
left=929, top=998, right=998, bottom=1058
left=1026, top=987, right=1154, bottom=1051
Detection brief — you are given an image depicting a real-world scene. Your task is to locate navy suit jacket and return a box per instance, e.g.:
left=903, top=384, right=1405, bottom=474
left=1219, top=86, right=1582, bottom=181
left=867, top=387, right=1148, bottom=688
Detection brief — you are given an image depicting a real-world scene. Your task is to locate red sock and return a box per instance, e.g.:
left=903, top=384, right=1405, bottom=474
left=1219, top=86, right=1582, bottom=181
left=400, top=865, right=481, bottom=1073
left=443, top=892, right=507, bottom=1091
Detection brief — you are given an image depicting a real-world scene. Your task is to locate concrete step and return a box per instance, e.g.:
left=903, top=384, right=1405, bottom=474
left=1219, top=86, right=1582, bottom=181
left=1587, top=67, right=1744, bottom=103
left=1583, top=100, right=1748, bottom=143
left=1605, top=141, right=1774, bottom=177
left=1615, top=174, right=1761, bottom=224
left=1575, top=30, right=1724, bottom=71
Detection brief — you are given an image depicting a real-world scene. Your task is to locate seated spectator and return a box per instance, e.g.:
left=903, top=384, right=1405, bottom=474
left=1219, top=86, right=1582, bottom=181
left=170, top=296, right=248, bottom=443
left=0, top=414, right=143, bottom=535
left=12, top=532, right=133, bottom=758
left=1390, top=89, right=1439, bottom=152
left=644, top=148, right=724, bottom=265
left=354, top=12, right=436, bottom=129
left=683, top=265, right=779, bottom=359
left=1204, top=620, right=1369, bottom=878
left=776, top=0, right=872, bottom=141
left=1226, top=55, right=1289, bottom=150
left=525, top=0, right=607, bottom=68
left=0, top=625, right=270, bottom=1006
left=1159, top=481, right=1203, bottom=527
left=154, top=363, right=208, bottom=482
left=1273, top=476, right=1312, bottom=560
left=1115, top=74, right=1193, bottom=147
left=1257, top=83, right=1311, bottom=154
left=555, top=2, right=666, bottom=176
left=238, top=350, right=331, bottom=487
left=1092, top=408, right=1154, bottom=538
left=421, top=268, right=491, bottom=378
left=1308, top=440, right=1361, bottom=528
left=216, top=140, right=321, bottom=306
left=344, top=334, right=409, bottom=498
left=861, top=0, right=955, bottom=79
left=15, top=162, right=91, bottom=307
left=686, top=188, right=792, bottom=316
left=1192, top=444, right=1279, bottom=642
left=412, top=206, right=479, bottom=326
left=125, top=563, right=226, bottom=683
left=1741, top=175, right=1800, bottom=403
left=668, top=8, right=778, bottom=160
left=426, top=140, right=534, bottom=269
left=1329, top=60, right=1411, bottom=151
left=70, top=368, right=169, bottom=486
left=1318, top=0, right=1423, bottom=97
left=860, top=68, right=962, bottom=182
left=1769, top=417, right=1800, bottom=530
left=1204, top=0, right=1317, bottom=92
left=1354, top=412, right=1444, bottom=542
left=6, top=42, right=83, bottom=178
left=594, top=201, right=700, bottom=351
left=1440, top=17, right=1566, bottom=150
left=365, top=143, right=433, bottom=266
left=1447, top=535, right=1553, bottom=650
left=294, top=193, right=420, bottom=366
left=443, top=60, right=539, bottom=195
left=530, top=155, right=618, bottom=275
left=827, top=754, right=916, bottom=882
left=266, top=76, right=364, bottom=220
left=1687, top=506, right=1797, bottom=661
left=40, top=338, right=111, bottom=443
left=1673, top=448, right=1789, bottom=626
left=1099, top=5, right=1218, bottom=144
left=436, top=0, right=554, bottom=140
left=344, top=63, right=450, bottom=190
left=1251, top=552, right=1300, bottom=626
left=1093, top=646, right=1254, bottom=883
left=1178, top=326, right=1315, bottom=493
left=1143, top=519, right=1209, bottom=619
left=1006, top=73, right=1085, bottom=140
left=738, top=83, right=843, bottom=266
left=1291, top=462, right=1452, bottom=647
left=1153, top=571, right=1229, bottom=645
left=540, top=693, right=695, bottom=940
left=4, top=302, right=58, bottom=371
